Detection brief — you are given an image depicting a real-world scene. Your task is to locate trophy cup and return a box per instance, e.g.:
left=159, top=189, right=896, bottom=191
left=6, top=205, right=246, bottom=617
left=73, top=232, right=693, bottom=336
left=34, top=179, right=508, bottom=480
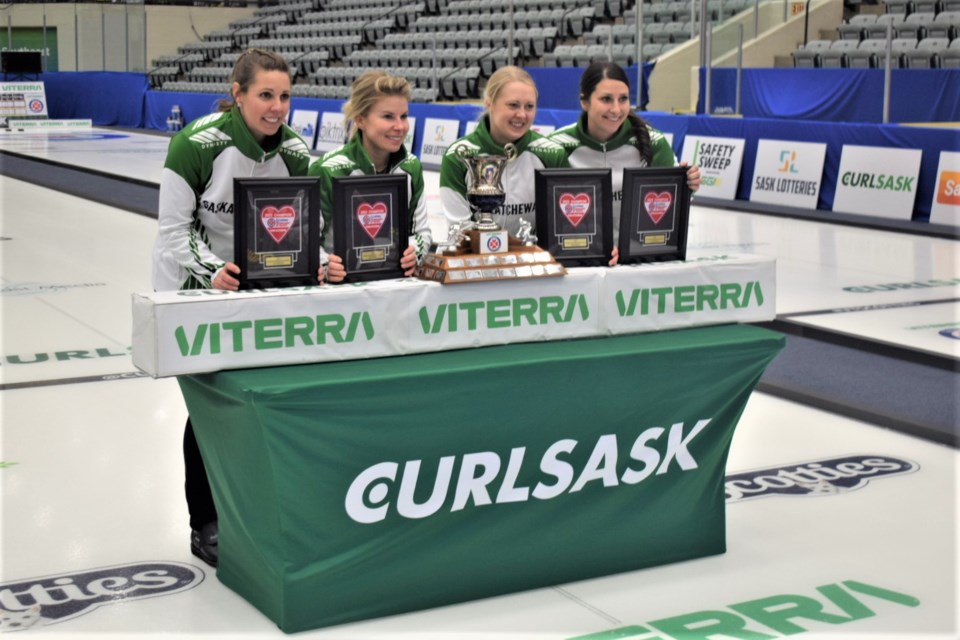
left=417, top=145, right=566, bottom=284
left=460, top=146, right=512, bottom=255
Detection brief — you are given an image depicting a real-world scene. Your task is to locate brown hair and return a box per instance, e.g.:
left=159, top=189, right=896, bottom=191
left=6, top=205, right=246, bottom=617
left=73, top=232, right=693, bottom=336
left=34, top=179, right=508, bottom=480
left=217, top=48, right=290, bottom=112
left=343, top=70, right=411, bottom=139
left=578, top=61, right=652, bottom=164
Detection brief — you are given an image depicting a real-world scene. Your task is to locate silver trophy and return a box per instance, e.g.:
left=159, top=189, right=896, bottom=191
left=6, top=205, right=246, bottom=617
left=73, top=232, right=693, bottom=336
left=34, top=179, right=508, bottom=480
left=458, top=143, right=517, bottom=231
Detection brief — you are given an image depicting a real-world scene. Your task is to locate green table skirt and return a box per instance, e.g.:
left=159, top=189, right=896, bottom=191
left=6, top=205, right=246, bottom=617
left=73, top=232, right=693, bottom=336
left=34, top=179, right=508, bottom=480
left=180, top=323, right=784, bottom=632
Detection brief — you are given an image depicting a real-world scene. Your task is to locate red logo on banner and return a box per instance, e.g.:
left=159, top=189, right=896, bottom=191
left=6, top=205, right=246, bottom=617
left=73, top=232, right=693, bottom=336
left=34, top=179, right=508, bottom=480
left=357, top=202, right=388, bottom=240
left=558, top=192, right=591, bottom=227
left=643, top=192, right=672, bottom=224
left=260, top=205, right=297, bottom=243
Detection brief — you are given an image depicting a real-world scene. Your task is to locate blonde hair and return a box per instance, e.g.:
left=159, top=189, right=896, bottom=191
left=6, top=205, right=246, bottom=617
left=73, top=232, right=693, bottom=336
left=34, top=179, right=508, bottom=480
left=343, top=71, right=411, bottom=139
left=482, top=65, right=538, bottom=113
left=218, top=48, right=290, bottom=112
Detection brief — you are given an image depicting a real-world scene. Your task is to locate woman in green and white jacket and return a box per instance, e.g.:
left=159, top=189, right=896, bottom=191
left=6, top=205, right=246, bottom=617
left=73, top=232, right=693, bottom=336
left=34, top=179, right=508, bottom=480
left=309, top=71, right=432, bottom=281
left=550, top=61, right=700, bottom=264
left=439, top=65, right=568, bottom=238
left=152, top=48, right=314, bottom=568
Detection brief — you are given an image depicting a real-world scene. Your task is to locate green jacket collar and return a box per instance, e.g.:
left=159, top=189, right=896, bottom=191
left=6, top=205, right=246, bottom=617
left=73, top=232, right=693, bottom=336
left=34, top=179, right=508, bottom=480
left=574, top=113, right=635, bottom=152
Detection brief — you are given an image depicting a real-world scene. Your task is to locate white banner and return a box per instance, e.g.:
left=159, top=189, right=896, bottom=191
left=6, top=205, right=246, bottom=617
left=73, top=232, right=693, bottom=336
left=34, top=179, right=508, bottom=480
left=289, top=109, right=318, bottom=148
left=680, top=135, right=745, bottom=200
left=929, top=151, right=960, bottom=226
left=833, top=145, right=922, bottom=220
left=0, top=81, right=48, bottom=119
left=749, top=139, right=827, bottom=210
left=419, top=118, right=460, bottom=168
left=405, top=116, right=416, bottom=153
left=132, top=255, right=776, bottom=377
left=315, top=111, right=348, bottom=153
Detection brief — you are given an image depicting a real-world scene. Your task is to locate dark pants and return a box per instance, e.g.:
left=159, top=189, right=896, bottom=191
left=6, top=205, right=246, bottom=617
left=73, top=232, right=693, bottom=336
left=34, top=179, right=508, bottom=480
left=184, top=417, right=217, bottom=530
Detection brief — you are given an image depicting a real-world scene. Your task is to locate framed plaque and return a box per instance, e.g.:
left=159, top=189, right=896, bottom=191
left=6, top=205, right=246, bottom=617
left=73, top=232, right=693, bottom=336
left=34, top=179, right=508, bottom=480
left=233, top=176, right=321, bottom=289
left=618, top=166, right=691, bottom=264
left=534, top=168, right=613, bottom=267
left=332, top=174, right=409, bottom=282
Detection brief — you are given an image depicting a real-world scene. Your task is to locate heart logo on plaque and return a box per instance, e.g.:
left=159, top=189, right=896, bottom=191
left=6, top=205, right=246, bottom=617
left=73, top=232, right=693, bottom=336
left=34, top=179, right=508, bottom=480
left=558, top=192, right=591, bottom=227
left=357, top=202, right=388, bottom=240
left=260, top=205, right=297, bottom=243
left=643, top=192, right=672, bottom=224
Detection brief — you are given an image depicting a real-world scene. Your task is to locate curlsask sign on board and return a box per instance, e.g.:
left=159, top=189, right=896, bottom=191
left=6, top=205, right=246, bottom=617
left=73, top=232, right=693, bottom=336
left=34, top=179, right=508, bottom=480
left=832, top=145, right=923, bottom=221
left=749, top=139, right=827, bottom=210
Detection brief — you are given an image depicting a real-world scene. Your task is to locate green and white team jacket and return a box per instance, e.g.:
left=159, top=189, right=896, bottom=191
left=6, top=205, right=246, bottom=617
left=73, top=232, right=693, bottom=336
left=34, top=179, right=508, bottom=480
left=152, top=106, right=312, bottom=291
left=439, top=116, right=568, bottom=238
left=309, top=132, right=432, bottom=260
left=549, top=115, right=677, bottom=233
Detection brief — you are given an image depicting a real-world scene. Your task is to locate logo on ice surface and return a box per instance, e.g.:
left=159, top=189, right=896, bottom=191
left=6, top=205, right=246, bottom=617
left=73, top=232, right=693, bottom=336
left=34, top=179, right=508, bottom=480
left=0, top=562, right=204, bottom=630
left=725, top=454, right=918, bottom=503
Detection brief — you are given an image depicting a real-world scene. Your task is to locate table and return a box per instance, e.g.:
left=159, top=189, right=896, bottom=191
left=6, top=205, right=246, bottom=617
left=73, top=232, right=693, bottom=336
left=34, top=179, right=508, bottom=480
left=134, top=254, right=777, bottom=377
left=179, top=323, right=785, bottom=632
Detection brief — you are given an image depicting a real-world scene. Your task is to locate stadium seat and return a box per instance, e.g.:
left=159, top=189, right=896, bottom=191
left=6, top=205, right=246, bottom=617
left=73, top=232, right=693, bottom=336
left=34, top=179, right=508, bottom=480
left=926, top=11, right=960, bottom=39
left=791, top=39, right=831, bottom=67
left=937, top=37, right=960, bottom=66
left=906, top=36, right=949, bottom=66
left=867, top=14, right=906, bottom=40
left=587, top=44, right=610, bottom=63
left=647, top=23, right=671, bottom=44
left=883, top=0, right=912, bottom=14
left=896, top=12, right=936, bottom=39
left=666, top=21, right=693, bottom=43
left=613, top=24, right=637, bottom=44
left=819, top=39, right=860, bottom=67
left=911, top=0, right=939, bottom=12
left=585, top=24, right=613, bottom=46
left=837, top=14, right=877, bottom=41
left=612, top=43, right=635, bottom=66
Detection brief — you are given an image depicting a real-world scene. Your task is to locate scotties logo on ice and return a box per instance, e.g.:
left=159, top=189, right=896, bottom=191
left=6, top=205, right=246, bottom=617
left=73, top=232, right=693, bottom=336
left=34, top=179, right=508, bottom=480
left=725, top=455, right=918, bottom=503
left=0, top=562, right=204, bottom=630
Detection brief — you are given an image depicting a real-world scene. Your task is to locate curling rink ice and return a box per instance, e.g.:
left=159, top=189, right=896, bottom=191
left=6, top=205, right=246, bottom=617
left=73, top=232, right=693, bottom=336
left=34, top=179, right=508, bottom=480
left=0, top=128, right=956, bottom=639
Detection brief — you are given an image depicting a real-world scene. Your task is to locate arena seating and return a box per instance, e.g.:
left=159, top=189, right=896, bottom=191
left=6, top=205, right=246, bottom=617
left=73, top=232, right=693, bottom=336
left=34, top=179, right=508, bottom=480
left=794, top=0, right=959, bottom=68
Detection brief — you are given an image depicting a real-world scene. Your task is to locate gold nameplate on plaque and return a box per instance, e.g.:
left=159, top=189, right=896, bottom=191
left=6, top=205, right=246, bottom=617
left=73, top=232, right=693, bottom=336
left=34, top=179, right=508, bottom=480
left=360, top=249, right=387, bottom=262
left=264, top=254, right=294, bottom=268
left=561, top=237, right=589, bottom=249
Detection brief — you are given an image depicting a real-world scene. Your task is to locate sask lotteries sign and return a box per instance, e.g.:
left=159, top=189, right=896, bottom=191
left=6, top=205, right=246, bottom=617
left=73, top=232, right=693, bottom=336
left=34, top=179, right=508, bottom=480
left=833, top=144, right=922, bottom=221
left=419, top=117, right=460, bottom=169
left=749, top=139, right=827, bottom=210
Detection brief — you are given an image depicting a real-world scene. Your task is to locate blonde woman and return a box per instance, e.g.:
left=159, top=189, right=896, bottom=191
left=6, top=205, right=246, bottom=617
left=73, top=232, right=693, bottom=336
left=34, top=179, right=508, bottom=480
left=309, top=70, right=432, bottom=281
left=439, top=65, right=567, bottom=238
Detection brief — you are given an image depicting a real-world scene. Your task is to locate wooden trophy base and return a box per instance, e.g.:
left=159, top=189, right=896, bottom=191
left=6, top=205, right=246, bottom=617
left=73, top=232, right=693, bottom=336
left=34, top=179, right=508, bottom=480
left=417, top=232, right=566, bottom=284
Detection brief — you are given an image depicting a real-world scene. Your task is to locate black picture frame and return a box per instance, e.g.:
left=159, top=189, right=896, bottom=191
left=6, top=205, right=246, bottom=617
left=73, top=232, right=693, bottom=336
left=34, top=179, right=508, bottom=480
left=618, top=166, right=691, bottom=264
left=534, top=168, right=613, bottom=267
left=233, top=176, right=321, bottom=290
left=332, top=174, right=410, bottom=283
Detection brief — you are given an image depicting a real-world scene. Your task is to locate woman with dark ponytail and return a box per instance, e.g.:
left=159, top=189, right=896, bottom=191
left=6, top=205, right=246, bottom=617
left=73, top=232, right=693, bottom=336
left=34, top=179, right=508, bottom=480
left=550, top=61, right=700, bottom=264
